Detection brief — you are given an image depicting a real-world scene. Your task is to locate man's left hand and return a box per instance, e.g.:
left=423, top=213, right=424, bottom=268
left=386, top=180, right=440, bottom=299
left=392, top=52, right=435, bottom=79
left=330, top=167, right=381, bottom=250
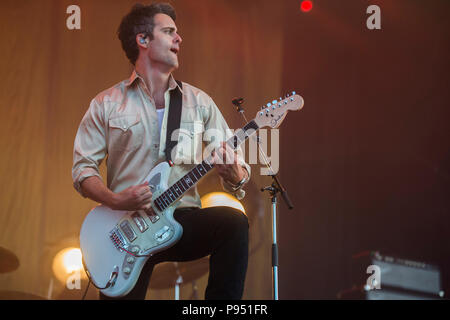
left=212, top=142, right=248, bottom=185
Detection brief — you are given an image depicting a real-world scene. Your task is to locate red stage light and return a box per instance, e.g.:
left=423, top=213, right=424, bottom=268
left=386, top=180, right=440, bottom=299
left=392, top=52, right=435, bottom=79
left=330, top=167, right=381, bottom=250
left=300, top=1, right=313, bottom=12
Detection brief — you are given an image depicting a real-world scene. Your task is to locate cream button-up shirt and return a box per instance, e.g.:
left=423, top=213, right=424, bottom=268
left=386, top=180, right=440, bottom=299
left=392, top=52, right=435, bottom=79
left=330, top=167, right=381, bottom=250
left=72, top=70, right=250, bottom=208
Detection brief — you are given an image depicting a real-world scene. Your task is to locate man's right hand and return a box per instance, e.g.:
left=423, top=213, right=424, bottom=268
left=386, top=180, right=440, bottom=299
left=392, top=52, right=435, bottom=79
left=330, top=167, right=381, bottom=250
left=110, top=182, right=153, bottom=211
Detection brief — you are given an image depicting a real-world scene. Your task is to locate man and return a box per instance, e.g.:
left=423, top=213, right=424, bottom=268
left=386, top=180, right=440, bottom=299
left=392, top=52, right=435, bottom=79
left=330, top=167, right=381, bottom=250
left=72, top=3, right=250, bottom=300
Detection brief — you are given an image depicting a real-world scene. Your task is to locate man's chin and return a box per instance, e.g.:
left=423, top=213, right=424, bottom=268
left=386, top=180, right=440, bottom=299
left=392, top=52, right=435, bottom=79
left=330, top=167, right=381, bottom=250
left=171, top=61, right=179, bottom=70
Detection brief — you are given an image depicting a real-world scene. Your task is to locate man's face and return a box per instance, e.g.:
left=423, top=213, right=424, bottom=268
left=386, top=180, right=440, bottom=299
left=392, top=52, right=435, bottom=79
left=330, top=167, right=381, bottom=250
left=147, top=13, right=182, bottom=70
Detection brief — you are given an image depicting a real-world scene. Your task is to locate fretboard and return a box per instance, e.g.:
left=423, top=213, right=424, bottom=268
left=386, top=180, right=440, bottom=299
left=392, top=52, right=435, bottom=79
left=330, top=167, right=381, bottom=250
left=153, top=120, right=259, bottom=211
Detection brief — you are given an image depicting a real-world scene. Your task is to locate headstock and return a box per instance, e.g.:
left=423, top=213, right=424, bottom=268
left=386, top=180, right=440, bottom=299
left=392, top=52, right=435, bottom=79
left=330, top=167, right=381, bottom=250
left=254, top=91, right=304, bottom=129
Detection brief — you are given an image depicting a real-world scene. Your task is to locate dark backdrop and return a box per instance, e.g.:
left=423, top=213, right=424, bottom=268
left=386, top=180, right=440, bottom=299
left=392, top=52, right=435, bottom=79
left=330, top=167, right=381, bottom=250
left=279, top=0, right=450, bottom=298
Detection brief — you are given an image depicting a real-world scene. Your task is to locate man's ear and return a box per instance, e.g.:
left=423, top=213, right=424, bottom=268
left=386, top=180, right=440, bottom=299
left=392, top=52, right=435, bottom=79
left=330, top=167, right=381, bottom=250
left=136, top=33, right=148, bottom=48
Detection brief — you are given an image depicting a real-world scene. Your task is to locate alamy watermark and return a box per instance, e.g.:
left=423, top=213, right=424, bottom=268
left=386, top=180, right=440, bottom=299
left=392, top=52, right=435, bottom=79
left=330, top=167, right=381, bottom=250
left=365, top=264, right=381, bottom=290
left=66, top=4, right=382, bottom=31
left=66, top=5, right=81, bottom=30
left=170, top=127, right=280, bottom=176
left=366, top=5, right=381, bottom=30
left=66, top=270, right=81, bottom=290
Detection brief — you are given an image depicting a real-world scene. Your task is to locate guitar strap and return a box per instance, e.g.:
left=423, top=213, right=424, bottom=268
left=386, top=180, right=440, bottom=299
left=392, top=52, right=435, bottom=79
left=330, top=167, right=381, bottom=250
left=165, top=80, right=183, bottom=163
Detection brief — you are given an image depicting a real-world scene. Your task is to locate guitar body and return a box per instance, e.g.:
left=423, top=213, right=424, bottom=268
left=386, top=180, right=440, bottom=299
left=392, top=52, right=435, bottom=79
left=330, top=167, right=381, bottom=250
left=79, top=161, right=183, bottom=297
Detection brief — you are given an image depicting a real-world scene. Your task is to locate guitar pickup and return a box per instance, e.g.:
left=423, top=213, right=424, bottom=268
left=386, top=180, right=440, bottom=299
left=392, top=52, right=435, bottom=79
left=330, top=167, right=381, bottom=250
left=119, top=220, right=137, bottom=242
left=132, top=212, right=148, bottom=233
left=144, top=209, right=160, bottom=223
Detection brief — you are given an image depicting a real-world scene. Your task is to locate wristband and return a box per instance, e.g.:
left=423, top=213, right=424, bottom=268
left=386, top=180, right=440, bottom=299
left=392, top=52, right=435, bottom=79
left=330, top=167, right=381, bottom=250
left=227, top=169, right=249, bottom=191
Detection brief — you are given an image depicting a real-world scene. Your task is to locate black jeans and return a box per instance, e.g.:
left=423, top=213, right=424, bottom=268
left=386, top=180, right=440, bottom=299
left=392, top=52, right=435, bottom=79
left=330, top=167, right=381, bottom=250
left=99, top=206, right=249, bottom=300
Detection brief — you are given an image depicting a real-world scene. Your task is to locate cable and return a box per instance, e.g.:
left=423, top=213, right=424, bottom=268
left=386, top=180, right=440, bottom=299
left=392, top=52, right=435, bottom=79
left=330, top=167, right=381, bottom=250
left=82, top=278, right=91, bottom=300
left=118, top=245, right=153, bottom=258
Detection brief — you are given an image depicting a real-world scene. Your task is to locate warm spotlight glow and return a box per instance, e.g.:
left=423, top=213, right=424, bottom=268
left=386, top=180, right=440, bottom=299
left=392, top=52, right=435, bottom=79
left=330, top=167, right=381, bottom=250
left=201, top=192, right=246, bottom=214
left=52, top=247, right=87, bottom=283
left=300, top=1, right=313, bottom=12
left=62, top=248, right=83, bottom=273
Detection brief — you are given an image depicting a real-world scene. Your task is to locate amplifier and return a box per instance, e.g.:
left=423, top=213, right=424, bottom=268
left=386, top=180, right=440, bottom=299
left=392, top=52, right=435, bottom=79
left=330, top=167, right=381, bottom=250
left=346, top=251, right=444, bottom=299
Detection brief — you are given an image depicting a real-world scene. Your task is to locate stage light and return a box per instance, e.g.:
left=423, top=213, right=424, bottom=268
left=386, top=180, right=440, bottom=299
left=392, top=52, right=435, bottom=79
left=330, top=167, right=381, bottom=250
left=201, top=192, right=246, bottom=214
left=300, top=0, right=313, bottom=12
left=52, top=247, right=87, bottom=284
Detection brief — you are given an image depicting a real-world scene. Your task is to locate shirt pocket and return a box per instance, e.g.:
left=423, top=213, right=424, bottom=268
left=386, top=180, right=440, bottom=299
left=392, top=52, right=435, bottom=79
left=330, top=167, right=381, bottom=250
left=172, top=120, right=204, bottom=164
left=108, top=114, right=144, bottom=153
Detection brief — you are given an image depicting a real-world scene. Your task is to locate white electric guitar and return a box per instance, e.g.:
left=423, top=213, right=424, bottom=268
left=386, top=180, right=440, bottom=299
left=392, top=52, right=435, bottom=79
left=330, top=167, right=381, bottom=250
left=79, top=92, right=304, bottom=297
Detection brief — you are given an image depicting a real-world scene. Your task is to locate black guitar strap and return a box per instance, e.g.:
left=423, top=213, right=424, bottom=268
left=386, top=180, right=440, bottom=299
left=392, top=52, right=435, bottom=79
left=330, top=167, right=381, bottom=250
left=165, top=80, right=183, bottom=163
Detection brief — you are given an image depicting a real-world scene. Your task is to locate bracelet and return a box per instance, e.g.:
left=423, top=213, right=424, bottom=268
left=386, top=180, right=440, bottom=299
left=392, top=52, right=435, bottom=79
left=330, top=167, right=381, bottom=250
left=227, top=170, right=249, bottom=192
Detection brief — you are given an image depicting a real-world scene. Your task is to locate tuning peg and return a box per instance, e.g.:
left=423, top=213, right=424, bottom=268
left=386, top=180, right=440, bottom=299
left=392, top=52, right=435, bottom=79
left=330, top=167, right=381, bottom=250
left=292, top=91, right=296, bottom=95
left=266, top=102, right=272, bottom=107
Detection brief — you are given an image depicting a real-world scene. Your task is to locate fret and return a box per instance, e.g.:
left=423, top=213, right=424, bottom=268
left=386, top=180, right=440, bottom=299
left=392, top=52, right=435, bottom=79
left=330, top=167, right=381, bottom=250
left=188, top=171, right=198, bottom=183
left=158, top=198, right=165, bottom=209
left=180, top=177, right=189, bottom=189
left=157, top=196, right=165, bottom=208
left=191, top=169, right=199, bottom=180
left=166, top=190, right=176, bottom=202
left=154, top=199, right=162, bottom=211
left=170, top=186, right=180, bottom=198
left=194, top=166, right=203, bottom=178
left=187, top=175, right=194, bottom=186
left=169, top=186, right=177, bottom=198
left=157, top=198, right=166, bottom=210
left=173, top=183, right=183, bottom=195
left=197, top=164, right=206, bottom=176
left=166, top=190, right=175, bottom=206
left=184, top=175, right=193, bottom=187
left=176, top=181, right=186, bottom=192
left=164, top=191, right=172, bottom=202
left=166, top=188, right=175, bottom=199
left=161, top=194, right=170, bottom=206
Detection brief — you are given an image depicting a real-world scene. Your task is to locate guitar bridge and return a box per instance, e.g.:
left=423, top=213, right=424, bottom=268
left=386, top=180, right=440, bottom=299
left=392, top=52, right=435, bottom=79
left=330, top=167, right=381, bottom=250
left=109, top=227, right=127, bottom=251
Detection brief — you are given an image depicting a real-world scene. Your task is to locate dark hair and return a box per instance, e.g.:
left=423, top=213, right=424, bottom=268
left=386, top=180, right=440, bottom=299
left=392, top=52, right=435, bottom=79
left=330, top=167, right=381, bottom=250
left=117, top=3, right=176, bottom=65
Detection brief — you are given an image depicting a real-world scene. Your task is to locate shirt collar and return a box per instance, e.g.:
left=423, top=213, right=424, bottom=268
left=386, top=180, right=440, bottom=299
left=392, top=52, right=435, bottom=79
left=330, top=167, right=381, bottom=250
left=125, top=70, right=183, bottom=94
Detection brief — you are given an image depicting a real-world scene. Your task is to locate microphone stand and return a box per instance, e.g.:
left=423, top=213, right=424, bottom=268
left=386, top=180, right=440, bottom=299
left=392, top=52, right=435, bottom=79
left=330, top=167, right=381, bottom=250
left=232, top=97, right=294, bottom=300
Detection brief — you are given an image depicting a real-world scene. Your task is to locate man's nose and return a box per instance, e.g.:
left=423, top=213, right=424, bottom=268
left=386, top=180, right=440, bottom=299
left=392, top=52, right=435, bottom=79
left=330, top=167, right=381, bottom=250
left=174, top=32, right=182, bottom=44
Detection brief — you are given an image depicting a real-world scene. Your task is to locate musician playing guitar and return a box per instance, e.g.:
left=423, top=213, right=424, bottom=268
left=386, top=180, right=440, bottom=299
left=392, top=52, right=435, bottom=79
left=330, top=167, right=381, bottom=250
left=72, top=3, right=250, bottom=300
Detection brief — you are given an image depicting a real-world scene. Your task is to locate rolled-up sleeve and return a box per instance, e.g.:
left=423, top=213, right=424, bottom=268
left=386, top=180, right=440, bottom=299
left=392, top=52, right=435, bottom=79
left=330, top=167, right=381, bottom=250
left=72, top=98, right=107, bottom=197
left=202, top=95, right=251, bottom=200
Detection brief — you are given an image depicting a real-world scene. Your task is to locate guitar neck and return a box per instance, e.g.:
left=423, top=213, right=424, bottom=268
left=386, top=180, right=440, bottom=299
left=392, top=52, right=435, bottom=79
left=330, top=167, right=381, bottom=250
left=153, top=120, right=259, bottom=211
